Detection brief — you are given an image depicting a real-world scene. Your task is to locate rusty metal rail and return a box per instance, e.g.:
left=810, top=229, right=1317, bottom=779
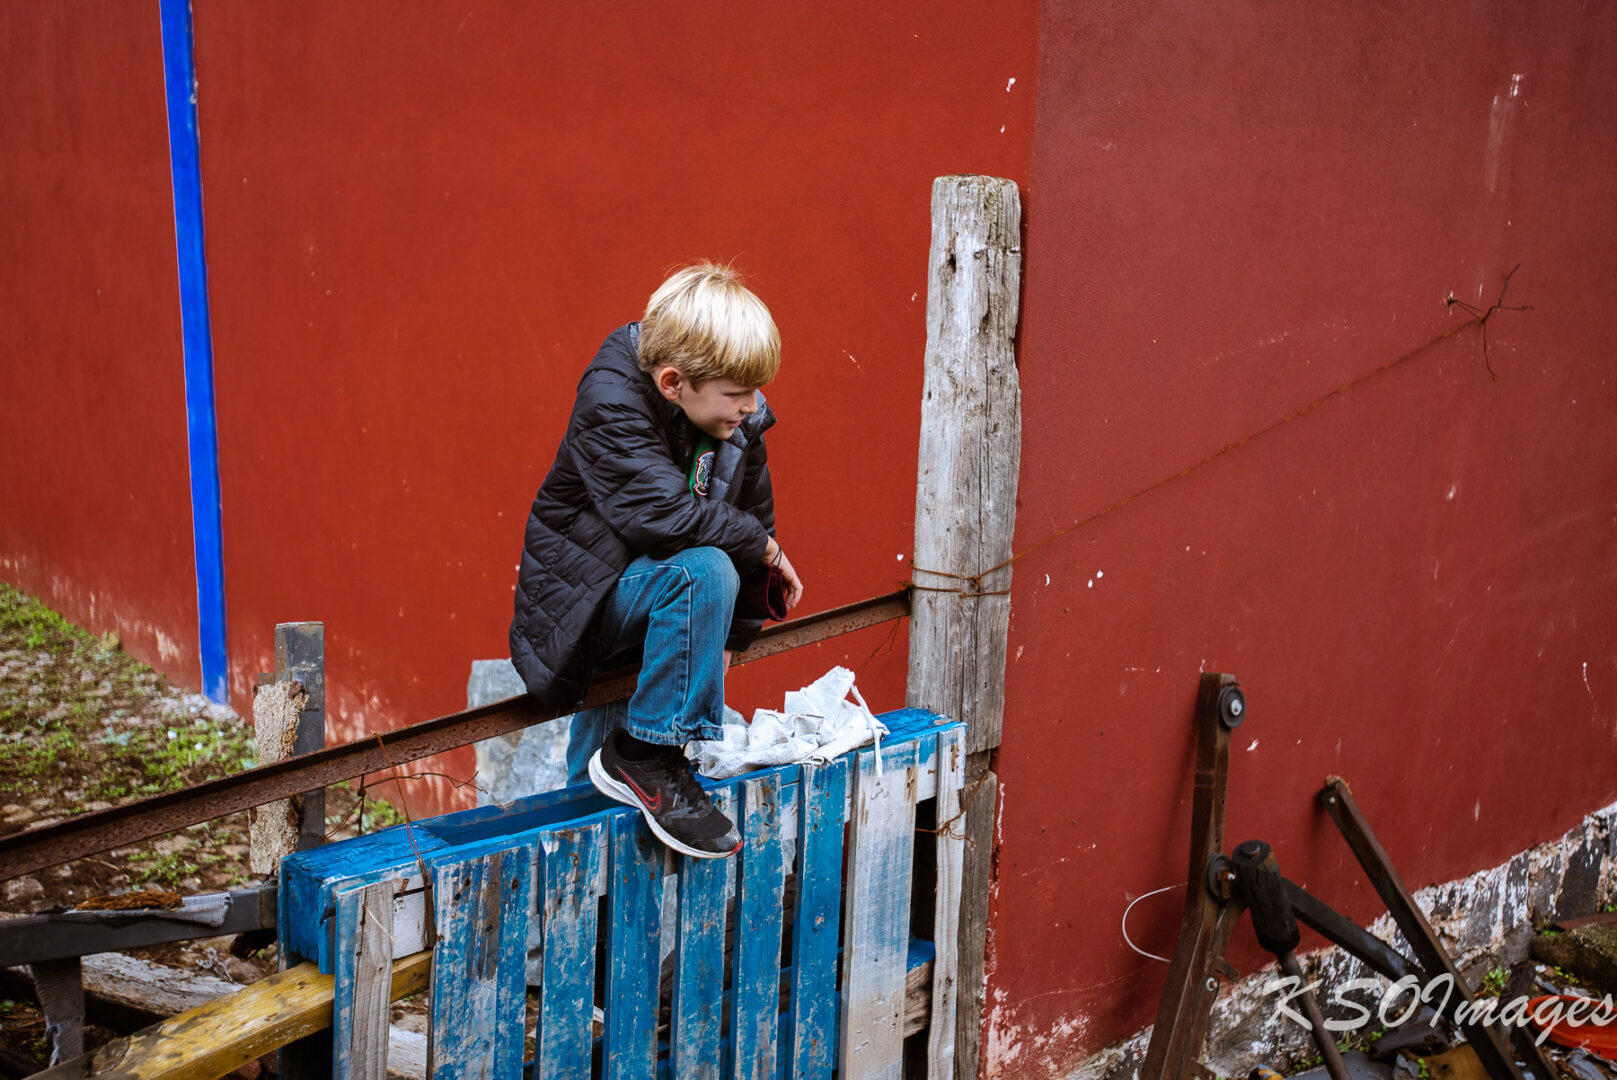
left=0, top=590, right=908, bottom=883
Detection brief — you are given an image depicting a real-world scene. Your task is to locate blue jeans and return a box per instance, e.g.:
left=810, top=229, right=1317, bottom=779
left=564, top=546, right=739, bottom=784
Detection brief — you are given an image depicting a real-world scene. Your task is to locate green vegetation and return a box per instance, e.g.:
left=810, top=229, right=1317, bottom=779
left=0, top=582, right=255, bottom=803
left=1479, top=965, right=1507, bottom=998
left=125, top=849, right=200, bottom=889
left=327, top=780, right=410, bottom=834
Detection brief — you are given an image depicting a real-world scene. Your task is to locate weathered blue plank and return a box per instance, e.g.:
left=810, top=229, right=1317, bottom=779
left=278, top=709, right=951, bottom=973
left=870, top=708, right=946, bottom=743
left=730, top=773, right=786, bottom=1080
left=671, top=786, right=735, bottom=1080
left=605, top=810, right=662, bottom=1079
left=333, top=879, right=398, bottom=1080
left=280, top=783, right=612, bottom=971
left=427, top=843, right=533, bottom=1080
left=535, top=821, right=605, bottom=1079
left=787, top=757, right=849, bottom=1080
left=839, top=737, right=924, bottom=1080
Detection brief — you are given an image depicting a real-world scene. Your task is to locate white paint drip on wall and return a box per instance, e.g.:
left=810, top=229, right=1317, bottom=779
left=154, top=630, right=183, bottom=665
left=1484, top=93, right=1509, bottom=195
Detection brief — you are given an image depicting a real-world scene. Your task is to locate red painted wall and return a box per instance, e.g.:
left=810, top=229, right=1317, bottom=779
left=0, top=4, right=202, bottom=680
left=990, top=2, right=1617, bottom=1075
left=9, top=6, right=1616, bottom=1076
left=189, top=2, right=1035, bottom=814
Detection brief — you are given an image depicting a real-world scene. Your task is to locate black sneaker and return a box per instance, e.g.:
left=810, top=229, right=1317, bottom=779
left=588, top=730, right=742, bottom=859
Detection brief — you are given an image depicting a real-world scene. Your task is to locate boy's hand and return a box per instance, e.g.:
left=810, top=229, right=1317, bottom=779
left=764, top=538, right=805, bottom=612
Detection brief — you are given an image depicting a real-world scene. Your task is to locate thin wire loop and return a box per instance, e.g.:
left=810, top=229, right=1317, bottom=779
left=1122, top=882, right=1186, bottom=964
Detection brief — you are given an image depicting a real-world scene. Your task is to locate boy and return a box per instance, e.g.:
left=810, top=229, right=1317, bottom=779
left=509, top=264, right=803, bottom=859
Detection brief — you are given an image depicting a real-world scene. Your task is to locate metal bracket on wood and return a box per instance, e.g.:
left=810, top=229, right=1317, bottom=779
left=1142, top=673, right=1555, bottom=1080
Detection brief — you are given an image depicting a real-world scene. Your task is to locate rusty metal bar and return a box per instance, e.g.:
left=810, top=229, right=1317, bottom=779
left=0, top=590, right=909, bottom=882
left=1318, top=779, right=1545, bottom=1080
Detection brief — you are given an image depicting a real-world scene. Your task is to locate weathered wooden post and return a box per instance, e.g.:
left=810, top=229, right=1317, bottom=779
left=907, top=174, right=1022, bottom=1080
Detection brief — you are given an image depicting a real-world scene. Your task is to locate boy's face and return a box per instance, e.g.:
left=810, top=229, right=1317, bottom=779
left=655, top=367, right=761, bottom=441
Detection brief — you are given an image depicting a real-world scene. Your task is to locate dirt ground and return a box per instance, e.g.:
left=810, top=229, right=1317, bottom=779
left=0, top=583, right=416, bottom=1073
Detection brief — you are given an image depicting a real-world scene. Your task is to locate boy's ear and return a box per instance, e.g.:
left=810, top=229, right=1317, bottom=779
left=654, top=366, right=684, bottom=402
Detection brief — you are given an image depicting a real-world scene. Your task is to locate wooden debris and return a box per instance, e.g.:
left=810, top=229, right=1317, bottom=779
left=73, top=891, right=183, bottom=912
left=80, top=953, right=239, bottom=1019
left=32, top=953, right=431, bottom=1080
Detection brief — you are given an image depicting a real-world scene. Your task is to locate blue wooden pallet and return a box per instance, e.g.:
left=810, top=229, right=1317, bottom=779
left=280, top=708, right=966, bottom=1079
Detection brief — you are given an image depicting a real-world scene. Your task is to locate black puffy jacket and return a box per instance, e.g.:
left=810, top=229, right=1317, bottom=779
left=509, top=323, right=777, bottom=709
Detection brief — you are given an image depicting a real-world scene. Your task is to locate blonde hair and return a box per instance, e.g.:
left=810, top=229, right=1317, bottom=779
left=638, top=263, right=780, bottom=386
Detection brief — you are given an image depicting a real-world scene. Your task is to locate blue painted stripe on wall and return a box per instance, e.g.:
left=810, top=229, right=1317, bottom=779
left=158, top=0, right=228, bottom=703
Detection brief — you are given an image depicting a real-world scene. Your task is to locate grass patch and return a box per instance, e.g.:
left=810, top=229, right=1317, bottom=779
left=0, top=583, right=253, bottom=802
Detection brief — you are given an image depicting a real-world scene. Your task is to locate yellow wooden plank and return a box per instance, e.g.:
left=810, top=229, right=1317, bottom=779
left=34, top=953, right=431, bottom=1080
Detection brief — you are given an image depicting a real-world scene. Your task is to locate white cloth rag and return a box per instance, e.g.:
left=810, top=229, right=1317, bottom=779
left=687, top=666, right=889, bottom=780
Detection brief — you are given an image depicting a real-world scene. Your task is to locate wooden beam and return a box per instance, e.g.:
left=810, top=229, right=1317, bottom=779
left=956, top=754, right=998, bottom=1080
left=78, top=954, right=239, bottom=1019
left=32, top=954, right=431, bottom=1080
left=926, top=727, right=966, bottom=1078
left=907, top=174, right=1022, bottom=756
left=839, top=742, right=920, bottom=1079
left=333, top=879, right=400, bottom=1079
left=907, top=174, right=1021, bottom=1080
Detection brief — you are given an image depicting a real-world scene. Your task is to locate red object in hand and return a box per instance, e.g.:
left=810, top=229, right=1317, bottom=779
left=740, top=561, right=790, bottom=622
